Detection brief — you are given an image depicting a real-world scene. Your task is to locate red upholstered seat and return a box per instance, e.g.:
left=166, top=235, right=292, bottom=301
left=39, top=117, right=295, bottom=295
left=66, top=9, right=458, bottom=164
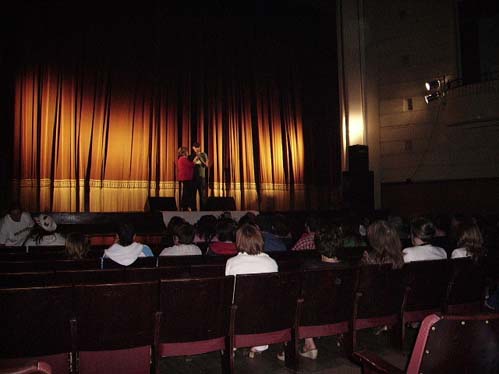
left=348, top=264, right=405, bottom=354
left=157, top=276, right=234, bottom=373
left=402, top=260, right=451, bottom=323
left=0, top=286, right=74, bottom=374
left=72, top=281, right=159, bottom=374
left=354, top=313, right=499, bottom=374
left=231, top=272, right=302, bottom=370
left=299, top=267, right=357, bottom=343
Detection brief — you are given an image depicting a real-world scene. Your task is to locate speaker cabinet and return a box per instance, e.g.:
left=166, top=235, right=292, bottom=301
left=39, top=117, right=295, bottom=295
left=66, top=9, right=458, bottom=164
left=348, top=145, right=369, bottom=173
left=146, top=197, right=177, bottom=212
left=342, top=171, right=374, bottom=212
left=205, top=197, right=236, bottom=211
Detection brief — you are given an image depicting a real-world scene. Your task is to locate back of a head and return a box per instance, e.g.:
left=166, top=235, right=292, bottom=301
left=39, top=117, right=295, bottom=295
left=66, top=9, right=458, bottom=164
left=117, top=223, right=135, bottom=246
left=272, top=214, right=290, bottom=237
left=457, top=223, right=485, bottom=260
left=216, top=218, right=236, bottom=242
left=65, top=232, right=90, bottom=260
left=167, top=216, right=186, bottom=234
left=314, top=224, right=343, bottom=259
left=236, top=223, right=264, bottom=255
left=195, top=214, right=217, bottom=239
left=367, top=220, right=403, bottom=268
left=174, top=223, right=195, bottom=245
left=305, top=214, right=321, bottom=233
left=178, top=146, right=188, bottom=157
left=238, top=212, right=257, bottom=227
left=255, top=214, right=272, bottom=232
left=410, top=217, right=436, bottom=243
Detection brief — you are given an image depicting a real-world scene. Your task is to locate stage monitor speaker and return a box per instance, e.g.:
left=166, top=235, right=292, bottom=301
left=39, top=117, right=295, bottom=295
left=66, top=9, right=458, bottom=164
left=348, top=145, right=369, bottom=173
left=205, top=197, right=236, bottom=211
left=146, top=197, right=177, bottom=212
left=342, top=171, right=374, bottom=212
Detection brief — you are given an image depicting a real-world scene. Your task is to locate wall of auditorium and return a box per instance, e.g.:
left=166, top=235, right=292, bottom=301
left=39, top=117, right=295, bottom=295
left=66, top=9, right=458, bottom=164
left=362, top=0, right=499, bottom=194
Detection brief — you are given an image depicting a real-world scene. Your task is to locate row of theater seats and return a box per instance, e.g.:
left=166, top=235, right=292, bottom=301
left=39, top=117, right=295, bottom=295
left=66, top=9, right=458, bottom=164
left=1, top=256, right=498, bottom=374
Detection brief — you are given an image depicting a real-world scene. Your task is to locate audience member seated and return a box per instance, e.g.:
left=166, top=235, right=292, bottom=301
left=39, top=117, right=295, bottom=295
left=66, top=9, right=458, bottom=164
left=193, top=214, right=217, bottom=244
left=0, top=202, right=34, bottom=246
left=24, top=214, right=66, bottom=246
left=361, top=220, right=404, bottom=268
left=403, top=217, right=447, bottom=263
left=225, top=223, right=278, bottom=356
left=293, top=223, right=346, bottom=360
left=291, top=214, right=321, bottom=251
left=161, top=216, right=186, bottom=248
left=271, top=214, right=294, bottom=249
left=102, top=223, right=154, bottom=266
left=303, top=223, right=344, bottom=271
left=64, top=232, right=91, bottom=260
left=340, top=216, right=367, bottom=248
left=451, top=222, right=485, bottom=261
left=255, top=214, right=287, bottom=253
left=159, top=223, right=202, bottom=256
left=206, top=218, right=237, bottom=256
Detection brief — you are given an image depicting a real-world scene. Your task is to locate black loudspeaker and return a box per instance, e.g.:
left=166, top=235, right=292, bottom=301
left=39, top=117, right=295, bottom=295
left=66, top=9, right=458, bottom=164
left=342, top=171, right=374, bottom=212
left=205, top=197, right=236, bottom=211
left=146, top=197, right=177, bottom=212
left=348, top=145, right=369, bottom=173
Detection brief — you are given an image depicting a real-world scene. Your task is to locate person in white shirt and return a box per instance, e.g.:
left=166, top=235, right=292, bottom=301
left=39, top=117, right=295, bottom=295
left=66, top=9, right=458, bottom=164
left=103, top=223, right=154, bottom=266
left=451, top=223, right=485, bottom=260
left=0, top=203, right=35, bottom=247
left=225, top=223, right=278, bottom=357
left=403, top=217, right=447, bottom=263
left=24, top=214, right=66, bottom=247
left=160, top=223, right=202, bottom=256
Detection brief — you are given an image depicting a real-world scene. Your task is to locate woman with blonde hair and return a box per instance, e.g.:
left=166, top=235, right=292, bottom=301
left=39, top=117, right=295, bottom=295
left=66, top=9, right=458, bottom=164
left=225, top=223, right=278, bottom=357
left=177, top=146, right=195, bottom=211
left=64, top=232, right=90, bottom=260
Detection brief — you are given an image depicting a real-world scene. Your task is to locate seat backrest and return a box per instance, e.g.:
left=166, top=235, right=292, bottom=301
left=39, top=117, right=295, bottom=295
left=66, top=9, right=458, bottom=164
left=355, top=264, right=405, bottom=320
left=52, top=259, right=102, bottom=270
left=402, top=260, right=451, bottom=312
left=0, top=271, right=56, bottom=288
left=101, top=256, right=156, bottom=269
left=124, top=267, right=160, bottom=282
left=0, top=286, right=73, bottom=358
left=26, top=246, right=66, bottom=255
left=407, top=313, right=499, bottom=374
left=157, top=255, right=204, bottom=267
left=445, top=258, right=486, bottom=311
left=73, top=281, right=159, bottom=351
left=300, top=267, right=357, bottom=328
left=54, top=269, right=125, bottom=285
left=159, top=276, right=234, bottom=344
left=232, top=271, right=301, bottom=336
left=157, top=265, right=191, bottom=279
left=189, top=263, right=226, bottom=277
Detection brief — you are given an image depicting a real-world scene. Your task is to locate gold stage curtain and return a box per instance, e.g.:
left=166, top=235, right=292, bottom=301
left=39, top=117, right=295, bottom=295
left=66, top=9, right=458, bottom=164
left=12, top=65, right=316, bottom=212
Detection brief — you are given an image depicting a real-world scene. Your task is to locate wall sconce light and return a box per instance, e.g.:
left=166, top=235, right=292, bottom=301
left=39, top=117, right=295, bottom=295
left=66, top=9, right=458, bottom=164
left=424, top=91, right=441, bottom=104
left=424, top=76, right=446, bottom=104
left=425, top=79, right=442, bottom=91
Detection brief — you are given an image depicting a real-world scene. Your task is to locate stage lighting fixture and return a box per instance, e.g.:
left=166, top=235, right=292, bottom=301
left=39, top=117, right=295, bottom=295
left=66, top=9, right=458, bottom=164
left=424, top=91, right=441, bottom=104
left=425, top=79, right=441, bottom=91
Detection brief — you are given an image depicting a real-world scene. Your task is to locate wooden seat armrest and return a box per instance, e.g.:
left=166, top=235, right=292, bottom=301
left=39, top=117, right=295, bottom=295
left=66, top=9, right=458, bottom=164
left=0, top=361, right=52, bottom=374
left=352, top=350, right=404, bottom=374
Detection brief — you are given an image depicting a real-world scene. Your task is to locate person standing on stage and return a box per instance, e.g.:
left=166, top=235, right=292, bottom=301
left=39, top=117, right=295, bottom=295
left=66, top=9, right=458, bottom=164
left=189, top=141, right=209, bottom=211
left=177, top=146, right=195, bottom=211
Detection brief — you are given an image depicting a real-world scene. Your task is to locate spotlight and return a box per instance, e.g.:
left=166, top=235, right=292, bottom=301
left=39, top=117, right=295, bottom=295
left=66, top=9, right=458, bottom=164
left=425, top=79, right=441, bottom=91
left=424, top=91, right=441, bottom=104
